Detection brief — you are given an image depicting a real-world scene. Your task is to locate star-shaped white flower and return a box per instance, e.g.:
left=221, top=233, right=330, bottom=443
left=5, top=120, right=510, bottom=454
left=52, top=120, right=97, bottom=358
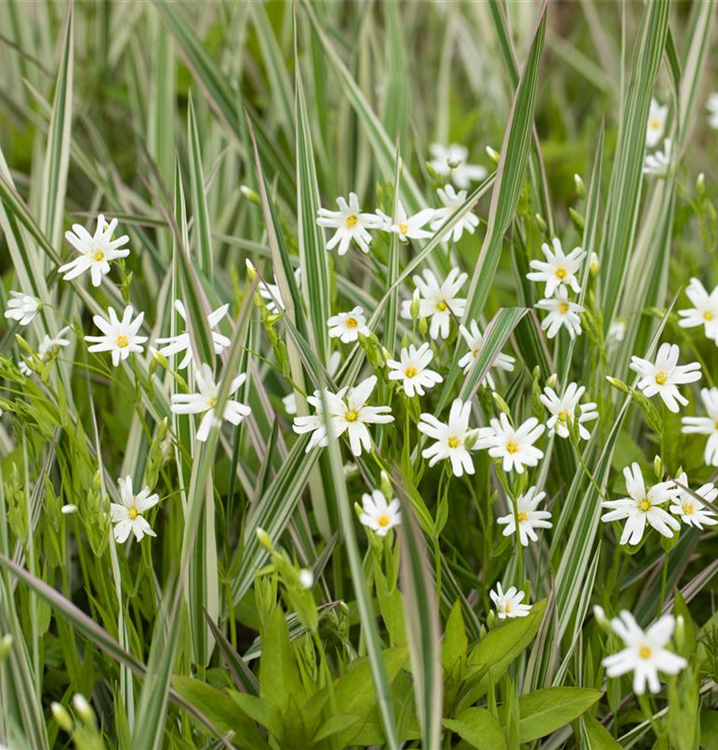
left=155, top=300, right=231, bottom=370
left=359, top=490, right=401, bottom=536
left=323, top=375, right=394, bottom=457
left=643, top=138, right=672, bottom=176
left=428, top=143, right=487, bottom=189
left=327, top=306, right=371, bottom=344
left=707, top=93, right=718, bottom=130
left=418, top=398, right=478, bottom=477
left=536, top=287, right=584, bottom=340
left=458, top=321, right=516, bottom=388
left=4, top=292, right=40, bottom=326
left=490, top=583, right=531, bottom=620
left=681, top=387, right=718, bottom=466
left=387, top=343, right=442, bottom=397
left=430, top=185, right=479, bottom=243
left=601, top=463, right=680, bottom=545
left=670, top=472, right=717, bottom=530
left=110, top=475, right=160, bottom=544
left=317, top=192, right=382, bottom=255
left=677, top=278, right=718, bottom=343
left=401, top=268, right=467, bottom=340
left=526, top=238, right=586, bottom=298
left=292, top=387, right=343, bottom=452
left=377, top=201, right=436, bottom=242
left=85, top=306, right=148, bottom=367
left=170, top=363, right=251, bottom=442
left=496, top=486, right=552, bottom=546
left=602, top=611, right=686, bottom=695
left=476, top=413, right=545, bottom=474
left=646, top=98, right=668, bottom=148
left=629, top=342, right=701, bottom=413
left=59, top=214, right=130, bottom=287
left=540, top=382, right=598, bottom=440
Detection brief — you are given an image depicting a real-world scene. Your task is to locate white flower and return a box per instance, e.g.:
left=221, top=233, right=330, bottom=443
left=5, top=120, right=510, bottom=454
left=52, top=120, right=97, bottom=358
left=19, top=326, right=71, bottom=374
left=4, top=292, right=40, bottom=326
left=490, top=583, right=532, bottom=620
left=284, top=352, right=341, bottom=416
left=298, top=569, right=314, bottom=589
left=401, top=268, right=467, bottom=339
left=682, top=387, right=718, bottom=466
left=170, top=363, right=251, bottom=442
left=59, top=214, right=130, bottom=287
left=110, top=475, right=160, bottom=544
left=646, top=98, right=668, bottom=148
left=643, top=138, right=672, bottom=176
left=85, top=306, right=148, bottom=367
left=496, top=487, right=552, bottom=546
left=428, top=143, right=487, bottom=189
left=418, top=398, right=478, bottom=477
left=540, top=382, right=598, bottom=440
left=359, top=490, right=401, bottom=536
left=155, top=300, right=231, bottom=370
left=378, top=201, right=436, bottom=241
left=327, top=306, right=370, bottom=344
left=476, top=413, right=545, bottom=474
left=387, top=343, right=442, bottom=397
left=677, top=278, right=718, bottom=342
left=670, top=472, right=717, bottom=530
left=258, top=268, right=302, bottom=313
left=601, top=463, right=680, bottom=545
left=293, top=388, right=340, bottom=452
left=430, top=185, right=479, bottom=243
left=323, top=375, right=393, bottom=456
left=608, top=320, right=627, bottom=343
left=526, top=238, right=586, bottom=298
left=536, top=287, right=584, bottom=340
left=707, top=93, right=718, bottom=129
left=629, top=342, right=701, bottom=413
left=602, top=611, right=686, bottom=695
left=458, top=321, right=515, bottom=388
left=317, top=192, right=382, bottom=255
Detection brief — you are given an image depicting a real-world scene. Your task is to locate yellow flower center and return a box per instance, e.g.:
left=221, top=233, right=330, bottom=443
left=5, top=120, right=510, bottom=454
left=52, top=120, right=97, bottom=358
left=115, top=334, right=129, bottom=348
left=398, top=222, right=409, bottom=235
left=638, top=499, right=651, bottom=512
left=518, top=511, right=528, bottom=522
left=128, top=506, right=139, bottom=520
left=472, top=348, right=479, bottom=358
left=436, top=300, right=448, bottom=312
left=704, top=311, right=714, bottom=321
left=377, top=514, right=390, bottom=527
left=559, top=302, right=570, bottom=314
left=555, top=267, right=567, bottom=279
left=207, top=396, right=217, bottom=408
left=649, top=118, right=662, bottom=131
left=447, top=436, right=461, bottom=449
left=654, top=370, right=668, bottom=385
left=506, top=440, right=519, bottom=454
left=558, top=409, right=570, bottom=422
left=93, top=249, right=105, bottom=261
left=505, top=603, right=512, bottom=613
left=404, top=365, right=418, bottom=378
left=638, top=644, right=652, bottom=659
left=683, top=502, right=694, bottom=515
left=345, top=317, right=358, bottom=328
left=345, top=410, right=359, bottom=422
left=345, top=214, right=358, bottom=228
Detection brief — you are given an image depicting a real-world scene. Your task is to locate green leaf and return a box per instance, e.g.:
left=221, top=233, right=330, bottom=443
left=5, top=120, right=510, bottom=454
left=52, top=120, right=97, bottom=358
left=442, top=598, right=468, bottom=675
left=582, top=715, right=623, bottom=750
left=443, top=708, right=507, bottom=750
left=259, top=605, right=305, bottom=713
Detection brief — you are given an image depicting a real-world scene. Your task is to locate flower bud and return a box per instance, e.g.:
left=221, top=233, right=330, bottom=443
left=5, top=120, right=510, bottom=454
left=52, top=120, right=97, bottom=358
left=149, top=346, right=169, bottom=369
left=486, top=146, right=500, bottom=164
left=534, top=213, right=547, bottom=233
left=569, top=207, right=585, bottom=231
left=574, top=173, right=586, bottom=199
left=245, top=258, right=257, bottom=280
left=240, top=185, right=260, bottom=204
left=73, top=693, right=94, bottom=725
left=0, top=634, right=13, bottom=661
left=593, top=605, right=609, bottom=630
left=51, top=702, right=74, bottom=733
left=492, top=391, right=511, bottom=415
left=590, top=252, right=599, bottom=276
left=697, top=172, right=706, bottom=197
left=654, top=455, right=664, bottom=480
left=298, top=569, right=314, bottom=589
left=61, top=504, right=78, bottom=515
left=418, top=316, right=428, bottom=337
left=675, top=614, right=685, bottom=650
left=380, top=471, right=393, bottom=500
left=605, top=376, right=629, bottom=393
left=256, top=528, right=273, bottom=552
left=409, top=289, right=421, bottom=320
left=545, top=373, right=558, bottom=389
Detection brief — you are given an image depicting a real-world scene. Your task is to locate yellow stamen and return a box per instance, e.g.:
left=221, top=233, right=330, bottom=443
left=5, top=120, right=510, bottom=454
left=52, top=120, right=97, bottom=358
left=207, top=396, right=217, bottom=408
left=448, top=436, right=460, bottom=449
left=649, top=118, right=662, bottom=131
left=638, top=499, right=651, bottom=512
left=345, top=410, right=359, bottom=422
left=518, top=511, right=528, bottom=523
left=559, top=302, right=570, bottom=314
left=704, top=311, right=714, bottom=321
left=654, top=370, right=668, bottom=385
left=683, top=502, right=694, bottom=515
left=506, top=440, right=519, bottom=454
left=638, top=644, right=652, bottom=659
left=345, top=214, right=358, bottom=228
left=558, top=409, right=570, bottom=422
left=436, top=300, right=448, bottom=312
left=377, top=514, right=390, bottom=527
left=128, top=506, right=139, bottom=520
left=345, top=317, right=358, bottom=328
left=555, top=267, right=567, bottom=279
left=93, top=249, right=105, bottom=261
left=404, top=365, right=418, bottom=378
left=472, top=348, right=479, bottom=357
left=398, top=223, right=409, bottom=235
left=115, top=334, right=129, bottom=348
left=505, top=603, right=512, bottom=613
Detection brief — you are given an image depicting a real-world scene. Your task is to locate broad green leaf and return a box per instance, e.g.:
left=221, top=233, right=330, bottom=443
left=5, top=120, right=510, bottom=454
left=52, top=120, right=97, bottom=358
left=442, top=598, right=469, bottom=675
left=259, top=605, right=306, bottom=713
left=443, top=708, right=507, bottom=750
left=582, top=715, right=623, bottom=750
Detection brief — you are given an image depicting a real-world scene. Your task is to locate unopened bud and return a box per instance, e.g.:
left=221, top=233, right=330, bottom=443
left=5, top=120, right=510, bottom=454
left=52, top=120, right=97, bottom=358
left=51, top=702, right=74, bottom=733
left=605, top=376, right=629, bottom=393
left=545, top=373, right=558, bottom=389
left=149, top=346, right=168, bottom=369
left=593, top=605, right=609, bottom=630
left=675, top=614, right=685, bottom=649
left=240, top=185, right=260, bottom=204
left=418, top=316, right=428, bottom=337
left=409, top=289, right=421, bottom=320
left=61, top=504, right=78, bottom=515
left=72, top=693, right=94, bottom=725
left=298, top=569, right=314, bottom=589
left=569, top=207, right=585, bottom=231
left=256, top=528, right=273, bottom=552
left=0, top=634, right=13, bottom=660
left=492, top=392, right=511, bottom=415
left=486, top=146, right=500, bottom=164
left=654, top=455, right=664, bottom=480
left=380, top=471, right=393, bottom=500
left=590, top=252, right=599, bottom=275
left=534, top=213, right=547, bottom=233
left=245, top=258, right=257, bottom=280
left=697, top=172, right=706, bottom=197
left=574, top=173, right=586, bottom=199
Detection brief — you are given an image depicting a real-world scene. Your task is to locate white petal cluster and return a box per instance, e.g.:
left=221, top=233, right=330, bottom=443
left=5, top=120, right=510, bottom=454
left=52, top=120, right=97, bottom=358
left=359, top=490, right=401, bottom=536
left=629, top=342, right=701, bottom=413
left=60, top=215, right=130, bottom=287
left=401, top=269, right=467, bottom=339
